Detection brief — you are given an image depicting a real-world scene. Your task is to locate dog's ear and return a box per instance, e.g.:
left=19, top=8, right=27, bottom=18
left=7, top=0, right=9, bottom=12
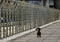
left=36, top=28, right=37, bottom=31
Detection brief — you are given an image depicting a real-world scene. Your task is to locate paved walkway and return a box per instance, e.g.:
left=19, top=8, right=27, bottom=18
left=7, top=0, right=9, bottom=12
left=7, top=21, right=60, bottom=42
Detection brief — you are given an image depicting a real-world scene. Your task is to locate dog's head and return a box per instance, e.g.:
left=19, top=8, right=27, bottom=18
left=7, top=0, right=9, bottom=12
left=36, top=28, right=41, bottom=31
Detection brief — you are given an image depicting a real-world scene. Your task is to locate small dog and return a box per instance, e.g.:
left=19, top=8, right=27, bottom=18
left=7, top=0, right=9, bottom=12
left=36, top=28, right=41, bottom=38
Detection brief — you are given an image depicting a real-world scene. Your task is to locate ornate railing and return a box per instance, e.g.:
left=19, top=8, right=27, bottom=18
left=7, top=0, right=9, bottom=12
left=0, top=1, right=59, bottom=39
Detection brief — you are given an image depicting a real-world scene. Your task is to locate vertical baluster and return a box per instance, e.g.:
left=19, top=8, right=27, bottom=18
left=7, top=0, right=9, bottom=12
left=0, top=6, right=1, bottom=39
left=12, top=10, right=14, bottom=35
left=6, top=9, right=8, bottom=37
left=3, top=9, right=6, bottom=38
left=9, top=10, right=11, bottom=36
left=1, top=27, right=3, bottom=38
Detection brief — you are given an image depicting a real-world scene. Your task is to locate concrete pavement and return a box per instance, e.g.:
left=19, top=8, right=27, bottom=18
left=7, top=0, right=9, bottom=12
left=7, top=21, right=60, bottom=42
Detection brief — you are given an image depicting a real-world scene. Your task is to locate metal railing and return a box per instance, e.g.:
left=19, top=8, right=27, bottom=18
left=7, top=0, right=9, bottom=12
left=0, top=1, right=59, bottom=39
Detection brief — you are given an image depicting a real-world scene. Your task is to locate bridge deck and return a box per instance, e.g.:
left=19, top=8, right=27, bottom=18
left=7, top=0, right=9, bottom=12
left=7, top=21, right=60, bottom=42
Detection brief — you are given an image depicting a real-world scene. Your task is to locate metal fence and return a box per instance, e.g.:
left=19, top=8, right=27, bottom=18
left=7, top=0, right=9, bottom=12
left=0, top=1, right=58, bottom=39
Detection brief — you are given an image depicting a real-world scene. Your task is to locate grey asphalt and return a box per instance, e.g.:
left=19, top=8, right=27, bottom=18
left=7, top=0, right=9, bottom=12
left=7, top=21, right=60, bottom=42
